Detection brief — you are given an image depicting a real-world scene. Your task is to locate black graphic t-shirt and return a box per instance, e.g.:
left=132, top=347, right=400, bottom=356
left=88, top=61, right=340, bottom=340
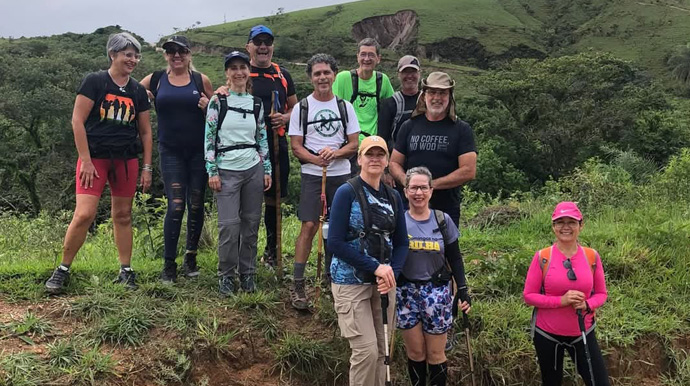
left=77, top=71, right=150, bottom=158
left=394, top=115, right=476, bottom=209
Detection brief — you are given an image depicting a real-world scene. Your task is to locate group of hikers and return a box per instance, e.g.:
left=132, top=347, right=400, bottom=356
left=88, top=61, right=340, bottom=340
left=41, top=26, right=611, bottom=385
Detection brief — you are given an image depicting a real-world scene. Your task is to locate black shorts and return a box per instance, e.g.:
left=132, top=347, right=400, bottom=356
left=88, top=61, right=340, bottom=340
left=298, top=173, right=349, bottom=222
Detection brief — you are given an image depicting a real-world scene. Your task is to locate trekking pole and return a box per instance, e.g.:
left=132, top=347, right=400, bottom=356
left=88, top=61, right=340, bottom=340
left=453, top=284, right=476, bottom=386
left=381, top=292, right=392, bottom=386
left=139, top=192, right=155, bottom=258
left=271, top=91, right=283, bottom=279
left=463, top=312, right=477, bottom=386
left=577, top=309, right=596, bottom=386
left=315, top=165, right=327, bottom=304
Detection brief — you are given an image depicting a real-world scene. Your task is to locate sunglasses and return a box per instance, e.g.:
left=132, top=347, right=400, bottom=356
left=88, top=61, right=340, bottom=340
left=563, top=258, right=577, bottom=281
left=165, top=47, right=189, bottom=55
left=251, top=37, right=273, bottom=46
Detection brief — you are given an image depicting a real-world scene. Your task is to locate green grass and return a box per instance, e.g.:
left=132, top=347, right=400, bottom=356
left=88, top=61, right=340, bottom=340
left=1, top=153, right=690, bottom=384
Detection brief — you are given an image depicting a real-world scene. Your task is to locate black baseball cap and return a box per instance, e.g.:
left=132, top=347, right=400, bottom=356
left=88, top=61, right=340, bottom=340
left=162, top=35, right=190, bottom=50
left=224, top=51, right=251, bottom=68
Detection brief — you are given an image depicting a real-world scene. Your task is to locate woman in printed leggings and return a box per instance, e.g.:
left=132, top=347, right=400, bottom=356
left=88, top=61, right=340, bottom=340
left=523, top=202, right=610, bottom=385
left=396, top=166, right=471, bottom=386
left=205, top=51, right=271, bottom=296
left=140, top=35, right=213, bottom=283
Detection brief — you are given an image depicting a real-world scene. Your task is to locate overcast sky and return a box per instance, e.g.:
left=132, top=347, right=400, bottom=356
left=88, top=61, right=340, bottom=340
left=0, top=0, right=357, bottom=43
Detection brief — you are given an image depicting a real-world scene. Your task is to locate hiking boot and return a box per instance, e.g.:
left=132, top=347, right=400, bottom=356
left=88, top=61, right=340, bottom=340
left=160, top=262, right=177, bottom=285
left=181, top=253, right=200, bottom=278
left=219, top=276, right=235, bottom=297
left=114, top=268, right=138, bottom=290
left=45, top=266, right=70, bottom=294
left=240, top=274, right=256, bottom=293
left=261, top=249, right=277, bottom=269
left=290, top=279, right=309, bottom=310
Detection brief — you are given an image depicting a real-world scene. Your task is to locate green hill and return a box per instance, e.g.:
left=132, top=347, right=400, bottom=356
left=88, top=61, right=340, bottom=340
left=179, top=0, right=690, bottom=83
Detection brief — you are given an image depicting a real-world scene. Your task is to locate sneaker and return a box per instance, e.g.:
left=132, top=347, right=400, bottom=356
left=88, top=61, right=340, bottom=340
left=290, top=278, right=309, bottom=310
left=160, top=262, right=177, bottom=284
left=240, top=274, right=256, bottom=293
left=114, top=268, right=138, bottom=290
left=181, top=253, right=200, bottom=278
left=45, top=266, right=70, bottom=294
left=219, top=276, right=235, bottom=297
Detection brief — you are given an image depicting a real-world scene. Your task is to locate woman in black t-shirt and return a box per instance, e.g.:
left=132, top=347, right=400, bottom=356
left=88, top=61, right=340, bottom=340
left=45, top=32, right=152, bottom=294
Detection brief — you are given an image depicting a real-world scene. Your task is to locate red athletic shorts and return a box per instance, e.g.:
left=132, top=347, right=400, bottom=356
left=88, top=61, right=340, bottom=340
left=75, top=158, right=138, bottom=197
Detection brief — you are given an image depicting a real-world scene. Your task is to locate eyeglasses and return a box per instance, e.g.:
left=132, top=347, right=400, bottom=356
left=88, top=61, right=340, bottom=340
left=553, top=220, right=579, bottom=229
left=252, top=37, right=274, bottom=46
left=407, top=186, right=430, bottom=193
left=165, top=47, right=189, bottom=56
left=358, top=52, right=378, bottom=59
left=563, top=258, right=577, bottom=281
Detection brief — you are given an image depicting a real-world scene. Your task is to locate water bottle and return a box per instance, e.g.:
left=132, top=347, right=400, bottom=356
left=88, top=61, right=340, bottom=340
left=322, top=220, right=329, bottom=240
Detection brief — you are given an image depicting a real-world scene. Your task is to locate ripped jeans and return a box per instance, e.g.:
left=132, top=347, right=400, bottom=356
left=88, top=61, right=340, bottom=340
left=160, top=144, right=208, bottom=263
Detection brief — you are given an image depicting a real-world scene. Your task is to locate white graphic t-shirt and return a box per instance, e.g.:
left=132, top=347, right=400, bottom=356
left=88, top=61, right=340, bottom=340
left=288, top=94, right=360, bottom=176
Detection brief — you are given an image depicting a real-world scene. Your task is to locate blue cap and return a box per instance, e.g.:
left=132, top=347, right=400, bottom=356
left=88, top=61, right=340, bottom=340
left=248, top=25, right=274, bottom=42
left=224, top=51, right=250, bottom=68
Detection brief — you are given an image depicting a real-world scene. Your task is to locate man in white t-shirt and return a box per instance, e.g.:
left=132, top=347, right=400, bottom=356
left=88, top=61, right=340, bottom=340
left=288, top=53, right=360, bottom=310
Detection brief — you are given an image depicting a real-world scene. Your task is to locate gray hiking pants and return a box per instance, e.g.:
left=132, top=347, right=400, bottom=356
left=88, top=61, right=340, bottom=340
left=216, top=163, right=264, bottom=277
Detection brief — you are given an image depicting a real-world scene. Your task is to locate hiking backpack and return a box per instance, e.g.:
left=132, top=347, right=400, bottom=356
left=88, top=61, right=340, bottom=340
left=214, top=94, right=263, bottom=158
left=346, top=177, right=400, bottom=264
left=391, top=91, right=415, bottom=143
left=529, top=246, right=599, bottom=338
left=350, top=69, right=383, bottom=132
left=150, top=70, right=204, bottom=99
left=297, top=97, right=349, bottom=163
left=250, top=62, right=288, bottom=99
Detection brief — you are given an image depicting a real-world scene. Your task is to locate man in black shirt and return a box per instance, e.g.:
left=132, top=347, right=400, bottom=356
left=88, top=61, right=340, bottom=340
left=245, top=25, right=298, bottom=268
left=389, top=72, right=477, bottom=227
left=378, top=55, right=421, bottom=190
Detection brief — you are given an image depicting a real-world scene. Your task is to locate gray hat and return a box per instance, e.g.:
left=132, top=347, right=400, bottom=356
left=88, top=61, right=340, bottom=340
left=397, top=55, right=420, bottom=72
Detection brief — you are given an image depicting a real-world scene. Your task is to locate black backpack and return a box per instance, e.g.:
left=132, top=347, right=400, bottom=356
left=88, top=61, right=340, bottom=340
left=350, top=69, right=383, bottom=132
left=297, top=97, right=349, bottom=163
left=214, top=94, right=263, bottom=158
left=346, top=177, right=400, bottom=267
left=150, top=70, right=204, bottom=98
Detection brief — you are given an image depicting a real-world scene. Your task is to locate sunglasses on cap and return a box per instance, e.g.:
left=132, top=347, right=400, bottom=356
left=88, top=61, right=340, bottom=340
left=251, top=36, right=274, bottom=46
left=165, top=47, right=189, bottom=55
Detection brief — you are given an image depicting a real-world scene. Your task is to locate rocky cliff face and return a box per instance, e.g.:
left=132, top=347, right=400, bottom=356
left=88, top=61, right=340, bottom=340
left=351, top=11, right=545, bottom=67
left=351, top=10, right=419, bottom=51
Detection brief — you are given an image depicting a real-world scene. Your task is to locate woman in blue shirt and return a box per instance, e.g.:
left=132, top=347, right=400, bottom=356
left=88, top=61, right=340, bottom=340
left=328, top=135, right=408, bottom=386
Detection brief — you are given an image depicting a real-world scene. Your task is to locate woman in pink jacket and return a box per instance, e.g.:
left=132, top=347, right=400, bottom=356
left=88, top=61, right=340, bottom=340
left=523, top=202, right=610, bottom=386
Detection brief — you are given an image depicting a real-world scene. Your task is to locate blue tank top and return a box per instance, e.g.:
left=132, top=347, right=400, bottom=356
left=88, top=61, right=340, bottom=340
left=155, top=72, right=205, bottom=151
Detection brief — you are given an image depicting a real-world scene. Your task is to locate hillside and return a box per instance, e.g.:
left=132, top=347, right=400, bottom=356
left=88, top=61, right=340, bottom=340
left=179, top=0, right=690, bottom=83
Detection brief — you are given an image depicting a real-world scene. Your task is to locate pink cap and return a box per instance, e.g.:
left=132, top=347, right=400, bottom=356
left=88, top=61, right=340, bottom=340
left=551, top=201, right=583, bottom=221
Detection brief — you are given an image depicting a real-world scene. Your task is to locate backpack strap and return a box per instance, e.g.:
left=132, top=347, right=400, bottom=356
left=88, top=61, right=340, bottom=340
left=150, top=70, right=165, bottom=98
left=299, top=98, right=309, bottom=141
left=347, top=177, right=371, bottom=234
left=336, top=97, right=349, bottom=132
left=538, top=246, right=553, bottom=294
left=375, top=71, right=383, bottom=111
left=191, top=70, right=204, bottom=97
left=215, top=94, right=229, bottom=159
left=271, top=62, right=289, bottom=96
left=349, top=69, right=359, bottom=104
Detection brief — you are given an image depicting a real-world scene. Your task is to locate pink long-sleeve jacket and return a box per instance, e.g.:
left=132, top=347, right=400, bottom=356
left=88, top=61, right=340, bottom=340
left=523, top=244, right=608, bottom=336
